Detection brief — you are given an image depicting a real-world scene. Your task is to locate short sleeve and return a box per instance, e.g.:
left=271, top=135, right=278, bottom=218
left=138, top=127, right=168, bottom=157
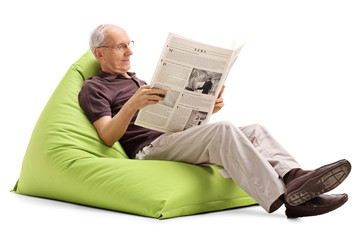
left=78, top=81, right=112, bottom=123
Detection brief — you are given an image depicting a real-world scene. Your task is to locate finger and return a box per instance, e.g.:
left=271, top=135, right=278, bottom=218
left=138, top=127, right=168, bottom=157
left=147, top=100, right=159, bottom=105
left=150, top=87, right=167, bottom=93
left=218, top=85, right=225, bottom=98
left=136, top=85, right=152, bottom=95
left=146, top=88, right=167, bottom=96
left=149, top=91, right=167, bottom=99
left=215, top=102, right=224, bottom=108
left=216, top=99, right=224, bottom=106
left=147, top=94, right=165, bottom=102
left=139, top=85, right=152, bottom=90
left=138, top=89, right=165, bottom=99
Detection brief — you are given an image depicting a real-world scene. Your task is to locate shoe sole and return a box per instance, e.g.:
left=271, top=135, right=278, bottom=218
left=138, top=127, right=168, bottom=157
left=285, top=161, right=351, bottom=206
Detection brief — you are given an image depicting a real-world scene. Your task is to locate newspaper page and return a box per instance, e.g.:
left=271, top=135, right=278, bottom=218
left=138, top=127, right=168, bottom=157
left=135, top=33, right=243, bottom=132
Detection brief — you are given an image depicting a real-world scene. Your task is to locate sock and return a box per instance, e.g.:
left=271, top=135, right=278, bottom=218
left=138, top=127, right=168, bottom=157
left=283, top=168, right=311, bottom=185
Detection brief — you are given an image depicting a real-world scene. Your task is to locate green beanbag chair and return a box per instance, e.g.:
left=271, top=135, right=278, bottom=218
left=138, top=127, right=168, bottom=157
left=13, top=50, right=257, bottom=219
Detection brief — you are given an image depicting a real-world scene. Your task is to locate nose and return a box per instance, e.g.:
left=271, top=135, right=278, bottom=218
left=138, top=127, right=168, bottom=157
left=125, top=47, right=133, bottom=56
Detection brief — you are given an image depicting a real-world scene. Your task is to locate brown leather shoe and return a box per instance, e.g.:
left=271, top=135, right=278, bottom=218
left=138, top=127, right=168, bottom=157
left=284, top=159, right=351, bottom=206
left=285, top=193, right=348, bottom=218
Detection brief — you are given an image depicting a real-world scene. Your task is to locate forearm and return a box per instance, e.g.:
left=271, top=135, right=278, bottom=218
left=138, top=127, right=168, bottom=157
left=94, top=85, right=167, bottom=146
left=97, top=103, right=137, bottom=146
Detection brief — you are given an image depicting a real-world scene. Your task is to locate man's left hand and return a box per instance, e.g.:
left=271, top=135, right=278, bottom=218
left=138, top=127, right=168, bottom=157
left=212, top=85, right=225, bottom=114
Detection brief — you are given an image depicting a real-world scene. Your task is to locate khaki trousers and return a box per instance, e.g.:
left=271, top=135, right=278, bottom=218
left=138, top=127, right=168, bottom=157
left=136, top=121, right=301, bottom=212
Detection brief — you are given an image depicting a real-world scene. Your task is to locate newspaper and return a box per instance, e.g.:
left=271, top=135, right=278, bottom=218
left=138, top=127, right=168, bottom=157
left=135, top=33, right=243, bottom=132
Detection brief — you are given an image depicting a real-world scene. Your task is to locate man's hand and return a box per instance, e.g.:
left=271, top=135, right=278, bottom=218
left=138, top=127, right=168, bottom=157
left=93, top=85, right=166, bottom=147
left=212, top=85, right=225, bottom=114
left=126, top=85, right=167, bottom=111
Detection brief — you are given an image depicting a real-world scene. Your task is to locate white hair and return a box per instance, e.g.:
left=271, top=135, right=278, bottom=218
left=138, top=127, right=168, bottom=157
left=89, top=24, right=113, bottom=54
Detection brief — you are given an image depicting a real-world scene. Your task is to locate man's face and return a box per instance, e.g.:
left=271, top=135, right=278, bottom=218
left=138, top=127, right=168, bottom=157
left=96, top=26, right=133, bottom=76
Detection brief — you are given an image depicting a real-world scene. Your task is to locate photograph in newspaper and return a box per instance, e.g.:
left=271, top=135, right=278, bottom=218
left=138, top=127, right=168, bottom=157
left=135, top=33, right=243, bottom=133
left=183, top=110, right=208, bottom=130
left=185, top=68, right=222, bottom=96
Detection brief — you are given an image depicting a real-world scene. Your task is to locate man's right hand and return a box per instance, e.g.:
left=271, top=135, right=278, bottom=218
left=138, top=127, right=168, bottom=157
left=126, top=85, right=167, bottom=111
left=93, top=85, right=166, bottom=147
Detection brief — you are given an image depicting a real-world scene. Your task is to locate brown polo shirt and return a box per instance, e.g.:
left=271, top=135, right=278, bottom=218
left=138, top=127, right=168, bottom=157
left=78, top=70, right=163, bottom=158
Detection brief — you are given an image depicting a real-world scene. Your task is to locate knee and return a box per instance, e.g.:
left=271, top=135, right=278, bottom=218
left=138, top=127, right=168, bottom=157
left=252, top=123, right=266, bottom=131
left=240, top=123, right=266, bottom=135
left=214, top=121, right=239, bottom=133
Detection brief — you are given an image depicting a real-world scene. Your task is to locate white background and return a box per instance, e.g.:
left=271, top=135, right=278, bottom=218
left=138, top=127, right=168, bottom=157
left=1, top=0, right=359, bottom=239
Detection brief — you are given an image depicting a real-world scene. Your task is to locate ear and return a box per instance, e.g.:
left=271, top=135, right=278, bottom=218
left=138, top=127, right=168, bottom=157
left=93, top=48, right=103, bottom=61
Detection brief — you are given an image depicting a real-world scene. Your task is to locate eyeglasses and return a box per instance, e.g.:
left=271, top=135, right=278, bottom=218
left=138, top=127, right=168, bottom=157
left=97, top=40, right=134, bottom=52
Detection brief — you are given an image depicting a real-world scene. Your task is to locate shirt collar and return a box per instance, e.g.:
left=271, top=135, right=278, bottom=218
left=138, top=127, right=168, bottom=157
left=98, top=70, right=136, bottom=81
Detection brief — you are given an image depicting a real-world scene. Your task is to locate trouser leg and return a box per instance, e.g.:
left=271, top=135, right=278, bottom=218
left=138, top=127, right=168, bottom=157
left=239, top=124, right=301, bottom=178
left=138, top=121, right=297, bottom=212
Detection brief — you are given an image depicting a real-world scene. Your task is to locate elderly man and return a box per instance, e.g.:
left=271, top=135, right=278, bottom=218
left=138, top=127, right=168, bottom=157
left=78, top=24, right=351, bottom=218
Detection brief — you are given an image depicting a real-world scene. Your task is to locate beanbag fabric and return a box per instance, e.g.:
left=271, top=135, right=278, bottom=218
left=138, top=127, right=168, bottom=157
left=13, top=50, right=257, bottom=219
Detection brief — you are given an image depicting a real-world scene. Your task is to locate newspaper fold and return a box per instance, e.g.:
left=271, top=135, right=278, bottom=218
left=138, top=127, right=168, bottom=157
left=135, top=33, right=243, bottom=132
